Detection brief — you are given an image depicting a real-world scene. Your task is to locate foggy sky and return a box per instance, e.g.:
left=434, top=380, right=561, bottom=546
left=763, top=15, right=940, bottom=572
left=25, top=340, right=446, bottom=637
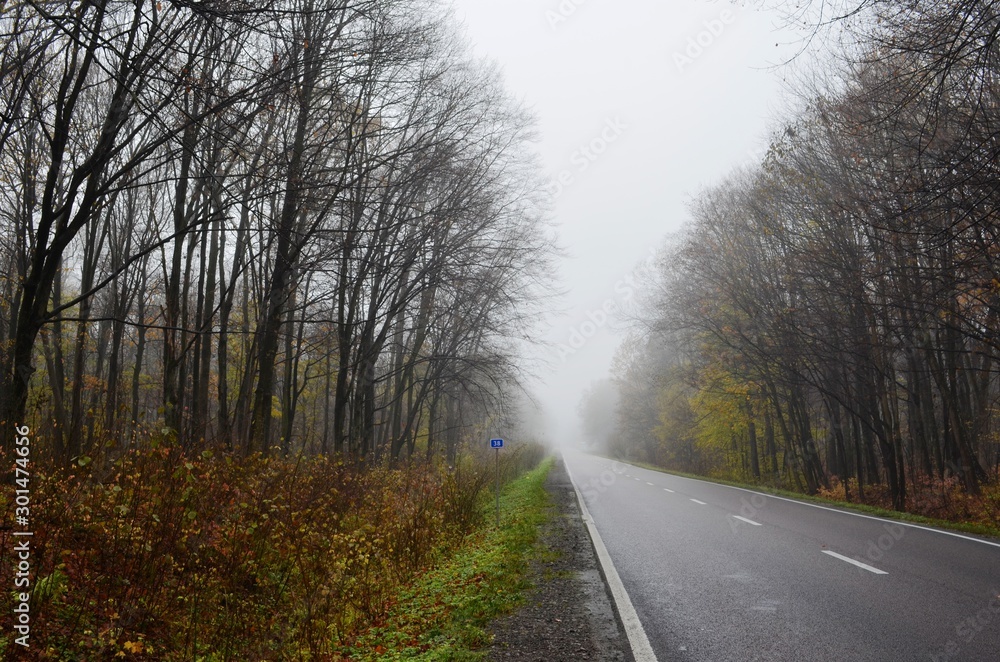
left=450, top=0, right=805, bottom=447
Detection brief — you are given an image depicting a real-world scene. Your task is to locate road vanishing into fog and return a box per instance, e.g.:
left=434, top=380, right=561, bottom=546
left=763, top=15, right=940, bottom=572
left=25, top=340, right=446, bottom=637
left=563, top=451, right=1000, bottom=662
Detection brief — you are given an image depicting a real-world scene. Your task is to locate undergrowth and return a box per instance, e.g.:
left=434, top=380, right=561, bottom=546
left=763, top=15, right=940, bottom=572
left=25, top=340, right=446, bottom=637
left=338, top=456, right=553, bottom=661
left=0, top=444, right=547, bottom=660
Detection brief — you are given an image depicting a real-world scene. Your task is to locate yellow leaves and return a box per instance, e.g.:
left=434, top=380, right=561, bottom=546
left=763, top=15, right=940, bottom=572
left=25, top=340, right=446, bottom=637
left=122, top=640, right=144, bottom=654
left=117, top=638, right=149, bottom=657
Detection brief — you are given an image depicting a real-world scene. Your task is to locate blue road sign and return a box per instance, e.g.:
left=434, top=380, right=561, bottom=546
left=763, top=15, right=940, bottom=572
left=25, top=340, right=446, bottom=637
left=490, top=438, right=504, bottom=448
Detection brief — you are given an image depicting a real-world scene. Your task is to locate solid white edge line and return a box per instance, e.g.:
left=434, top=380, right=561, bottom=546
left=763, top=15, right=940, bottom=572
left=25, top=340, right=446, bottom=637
left=563, top=454, right=658, bottom=662
left=690, top=499, right=707, bottom=505
left=732, top=515, right=762, bottom=526
left=611, top=459, right=1000, bottom=550
left=822, top=550, right=888, bottom=575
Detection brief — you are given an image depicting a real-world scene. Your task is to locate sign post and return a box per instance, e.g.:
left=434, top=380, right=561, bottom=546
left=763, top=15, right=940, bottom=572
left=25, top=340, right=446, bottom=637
left=490, top=438, right=504, bottom=525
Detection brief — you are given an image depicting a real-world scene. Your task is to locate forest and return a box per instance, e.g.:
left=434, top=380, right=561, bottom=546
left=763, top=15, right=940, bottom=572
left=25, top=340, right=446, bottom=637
left=0, top=0, right=552, bottom=463
left=0, top=1, right=553, bottom=657
left=607, top=0, right=1000, bottom=521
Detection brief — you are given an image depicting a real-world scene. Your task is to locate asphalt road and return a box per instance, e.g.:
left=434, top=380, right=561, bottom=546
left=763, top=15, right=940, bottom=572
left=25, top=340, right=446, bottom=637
left=563, top=450, right=1000, bottom=662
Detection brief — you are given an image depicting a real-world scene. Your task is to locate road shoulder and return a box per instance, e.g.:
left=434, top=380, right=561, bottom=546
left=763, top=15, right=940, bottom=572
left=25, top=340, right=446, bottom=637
left=488, top=456, right=633, bottom=661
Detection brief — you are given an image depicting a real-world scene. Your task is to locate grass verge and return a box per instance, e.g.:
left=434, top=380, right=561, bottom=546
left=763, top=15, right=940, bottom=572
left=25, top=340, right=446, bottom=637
left=622, top=459, right=1000, bottom=540
left=339, top=456, right=555, bottom=660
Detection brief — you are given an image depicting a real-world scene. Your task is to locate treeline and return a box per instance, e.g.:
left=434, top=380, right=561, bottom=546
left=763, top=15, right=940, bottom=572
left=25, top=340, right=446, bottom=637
left=0, top=0, right=551, bottom=462
left=613, top=0, right=1000, bottom=511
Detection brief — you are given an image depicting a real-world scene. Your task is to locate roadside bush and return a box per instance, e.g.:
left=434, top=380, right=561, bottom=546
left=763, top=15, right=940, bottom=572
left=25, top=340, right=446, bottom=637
left=0, top=446, right=499, bottom=660
left=817, top=472, right=1000, bottom=529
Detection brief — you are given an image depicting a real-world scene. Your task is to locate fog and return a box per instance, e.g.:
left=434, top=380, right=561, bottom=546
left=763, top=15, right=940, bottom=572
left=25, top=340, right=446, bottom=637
left=451, top=1, right=805, bottom=449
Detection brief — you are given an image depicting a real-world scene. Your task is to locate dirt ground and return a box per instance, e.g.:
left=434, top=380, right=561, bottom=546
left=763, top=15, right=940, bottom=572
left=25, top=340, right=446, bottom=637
left=487, top=457, right=634, bottom=661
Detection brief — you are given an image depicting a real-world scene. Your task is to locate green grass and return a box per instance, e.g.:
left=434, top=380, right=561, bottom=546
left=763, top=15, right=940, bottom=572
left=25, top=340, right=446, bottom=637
left=340, top=456, right=555, bottom=661
left=621, top=458, right=1000, bottom=540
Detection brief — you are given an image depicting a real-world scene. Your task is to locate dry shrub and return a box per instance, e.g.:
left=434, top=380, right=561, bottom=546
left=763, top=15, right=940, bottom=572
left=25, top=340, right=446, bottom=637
left=0, top=445, right=497, bottom=660
left=818, top=472, right=1000, bottom=528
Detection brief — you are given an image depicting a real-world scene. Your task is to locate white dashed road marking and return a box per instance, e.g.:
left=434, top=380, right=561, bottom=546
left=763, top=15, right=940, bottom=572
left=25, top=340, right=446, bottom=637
left=732, top=515, right=762, bottom=526
left=822, top=550, right=888, bottom=575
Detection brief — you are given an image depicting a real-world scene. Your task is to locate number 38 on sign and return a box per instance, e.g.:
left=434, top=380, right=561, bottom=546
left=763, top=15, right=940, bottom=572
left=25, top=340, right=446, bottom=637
left=490, top=438, right=503, bottom=449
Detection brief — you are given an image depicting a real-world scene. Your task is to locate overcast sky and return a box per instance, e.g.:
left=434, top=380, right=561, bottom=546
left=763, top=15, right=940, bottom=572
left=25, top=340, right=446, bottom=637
left=449, top=1, right=807, bottom=445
